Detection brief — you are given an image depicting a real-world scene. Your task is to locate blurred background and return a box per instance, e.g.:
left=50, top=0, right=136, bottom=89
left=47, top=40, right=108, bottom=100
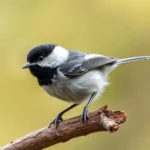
left=0, top=0, right=150, bottom=149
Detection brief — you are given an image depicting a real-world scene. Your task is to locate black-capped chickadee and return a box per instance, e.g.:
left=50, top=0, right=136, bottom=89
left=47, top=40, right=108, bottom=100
left=22, top=44, right=150, bottom=127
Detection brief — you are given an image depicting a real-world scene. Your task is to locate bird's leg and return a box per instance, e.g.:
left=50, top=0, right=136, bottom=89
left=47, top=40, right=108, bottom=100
left=49, top=104, right=78, bottom=127
left=81, top=92, right=97, bottom=122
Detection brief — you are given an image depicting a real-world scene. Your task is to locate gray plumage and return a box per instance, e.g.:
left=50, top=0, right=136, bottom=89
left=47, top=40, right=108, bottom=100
left=60, top=50, right=117, bottom=75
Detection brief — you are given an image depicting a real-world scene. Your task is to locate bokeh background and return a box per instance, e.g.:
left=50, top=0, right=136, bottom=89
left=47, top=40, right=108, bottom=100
left=0, top=0, right=150, bottom=149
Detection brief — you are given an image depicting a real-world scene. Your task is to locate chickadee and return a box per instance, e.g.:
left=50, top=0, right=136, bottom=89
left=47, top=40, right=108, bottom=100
left=22, top=44, right=150, bottom=127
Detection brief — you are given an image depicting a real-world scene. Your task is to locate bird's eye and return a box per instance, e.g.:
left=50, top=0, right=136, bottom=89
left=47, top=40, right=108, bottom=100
left=38, top=56, right=44, bottom=61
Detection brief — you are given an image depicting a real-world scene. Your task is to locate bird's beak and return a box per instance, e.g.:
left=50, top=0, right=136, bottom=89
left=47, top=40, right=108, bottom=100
left=22, top=62, right=36, bottom=69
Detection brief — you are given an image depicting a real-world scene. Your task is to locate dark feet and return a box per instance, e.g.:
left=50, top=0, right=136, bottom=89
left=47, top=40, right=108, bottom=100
left=48, top=104, right=79, bottom=128
left=81, top=107, right=89, bottom=122
left=48, top=113, right=63, bottom=128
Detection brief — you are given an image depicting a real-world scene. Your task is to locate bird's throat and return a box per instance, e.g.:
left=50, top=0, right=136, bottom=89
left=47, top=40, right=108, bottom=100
left=29, top=66, right=57, bottom=86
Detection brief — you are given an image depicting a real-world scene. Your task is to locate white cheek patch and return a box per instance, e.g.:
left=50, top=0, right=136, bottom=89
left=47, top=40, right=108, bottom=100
left=38, top=46, right=69, bottom=68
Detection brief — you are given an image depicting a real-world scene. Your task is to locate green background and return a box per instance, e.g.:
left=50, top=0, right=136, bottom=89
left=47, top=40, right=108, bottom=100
left=0, top=0, right=150, bottom=150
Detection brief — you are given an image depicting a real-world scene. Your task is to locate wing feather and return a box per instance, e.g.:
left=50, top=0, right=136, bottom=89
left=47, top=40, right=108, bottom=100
left=59, top=54, right=117, bottom=76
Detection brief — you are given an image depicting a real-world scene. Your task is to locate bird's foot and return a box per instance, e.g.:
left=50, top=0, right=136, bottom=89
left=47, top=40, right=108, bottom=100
left=48, top=113, right=63, bottom=128
left=81, top=107, right=89, bottom=122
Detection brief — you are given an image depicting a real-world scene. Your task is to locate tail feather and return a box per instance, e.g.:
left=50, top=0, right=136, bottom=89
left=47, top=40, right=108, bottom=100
left=116, top=56, right=150, bottom=64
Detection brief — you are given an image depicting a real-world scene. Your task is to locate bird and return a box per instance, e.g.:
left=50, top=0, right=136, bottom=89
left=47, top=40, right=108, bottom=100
left=22, top=44, right=150, bottom=127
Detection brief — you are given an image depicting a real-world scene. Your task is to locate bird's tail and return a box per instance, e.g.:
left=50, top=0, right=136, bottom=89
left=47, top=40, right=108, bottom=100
left=116, top=56, right=150, bottom=65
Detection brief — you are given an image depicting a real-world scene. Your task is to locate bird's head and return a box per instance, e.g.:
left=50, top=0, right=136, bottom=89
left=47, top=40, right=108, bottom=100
left=23, top=44, right=69, bottom=69
left=22, top=44, right=69, bottom=77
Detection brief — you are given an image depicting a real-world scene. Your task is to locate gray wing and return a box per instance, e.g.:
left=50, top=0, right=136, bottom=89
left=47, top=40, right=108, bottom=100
left=60, top=52, right=117, bottom=76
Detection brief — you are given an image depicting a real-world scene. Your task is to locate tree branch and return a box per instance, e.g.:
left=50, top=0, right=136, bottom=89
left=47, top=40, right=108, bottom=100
left=1, top=105, right=126, bottom=150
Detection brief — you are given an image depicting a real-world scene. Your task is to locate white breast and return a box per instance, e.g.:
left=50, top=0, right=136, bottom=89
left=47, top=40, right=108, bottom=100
left=42, top=69, right=109, bottom=104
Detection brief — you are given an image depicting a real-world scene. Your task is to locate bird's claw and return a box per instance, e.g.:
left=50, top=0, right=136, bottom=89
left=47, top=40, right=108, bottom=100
left=48, top=113, right=63, bottom=128
left=81, top=108, right=89, bottom=122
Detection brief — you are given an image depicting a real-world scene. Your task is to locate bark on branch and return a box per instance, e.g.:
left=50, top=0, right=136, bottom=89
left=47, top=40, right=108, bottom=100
left=0, top=105, right=127, bottom=150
